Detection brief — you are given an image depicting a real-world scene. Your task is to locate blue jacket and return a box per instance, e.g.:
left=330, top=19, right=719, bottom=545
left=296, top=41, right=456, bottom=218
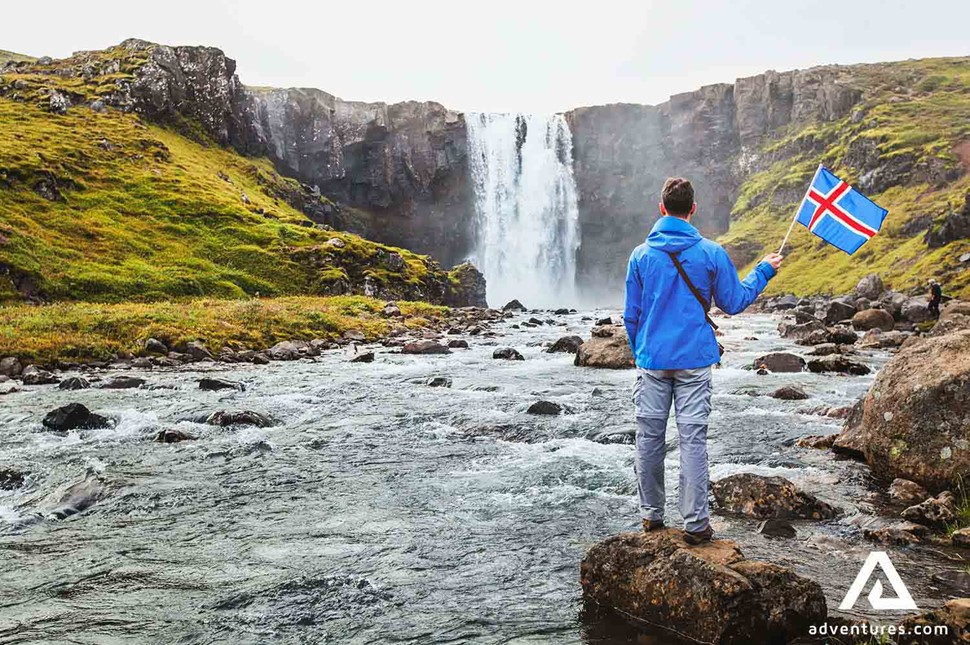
left=623, top=216, right=776, bottom=369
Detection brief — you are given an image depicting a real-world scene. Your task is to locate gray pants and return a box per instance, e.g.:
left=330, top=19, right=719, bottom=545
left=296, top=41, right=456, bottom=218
left=633, top=367, right=713, bottom=532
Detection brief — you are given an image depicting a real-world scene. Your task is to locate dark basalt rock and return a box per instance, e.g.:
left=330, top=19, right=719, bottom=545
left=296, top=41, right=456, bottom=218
left=42, top=403, right=110, bottom=432
left=402, top=341, right=451, bottom=355
left=199, top=377, right=245, bottom=391
left=350, top=351, right=375, bottom=363
left=757, top=518, right=796, bottom=538
left=526, top=400, right=565, bottom=415
left=502, top=299, right=527, bottom=312
left=155, top=428, right=197, bottom=443
left=447, top=339, right=469, bottom=349
left=205, top=410, right=277, bottom=428
left=770, top=385, right=808, bottom=400
left=752, top=352, right=805, bottom=373
left=546, top=335, right=584, bottom=354
left=806, top=355, right=870, bottom=375
left=0, top=469, right=26, bottom=490
left=21, top=366, right=58, bottom=385
left=102, top=375, right=146, bottom=389
left=426, top=376, right=452, bottom=388
left=493, top=347, right=524, bottom=361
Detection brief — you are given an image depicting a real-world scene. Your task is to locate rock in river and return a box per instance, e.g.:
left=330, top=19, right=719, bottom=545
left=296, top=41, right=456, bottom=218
left=574, top=325, right=633, bottom=369
left=21, top=365, right=58, bottom=385
left=493, top=347, right=524, bottom=360
left=770, top=385, right=809, bottom=400
left=897, top=598, right=970, bottom=644
left=712, top=473, right=838, bottom=520
left=580, top=529, right=826, bottom=644
left=155, top=428, right=197, bottom=443
left=806, top=355, right=870, bottom=375
left=902, top=491, right=957, bottom=528
left=546, top=335, right=583, bottom=354
left=835, top=329, right=970, bottom=491
left=102, top=375, right=146, bottom=389
left=753, top=352, right=805, bottom=373
left=350, top=351, right=375, bottom=363
left=402, top=340, right=451, bottom=355
left=889, top=478, right=930, bottom=505
left=42, top=403, right=110, bottom=432
left=57, top=376, right=91, bottom=391
left=502, top=299, right=527, bottom=312
left=205, top=410, right=277, bottom=428
left=199, top=377, right=245, bottom=391
left=852, top=307, right=896, bottom=332
left=527, top=400, right=566, bottom=415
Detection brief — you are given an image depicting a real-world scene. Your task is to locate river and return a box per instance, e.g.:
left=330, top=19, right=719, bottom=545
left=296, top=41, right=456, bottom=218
left=0, top=310, right=964, bottom=644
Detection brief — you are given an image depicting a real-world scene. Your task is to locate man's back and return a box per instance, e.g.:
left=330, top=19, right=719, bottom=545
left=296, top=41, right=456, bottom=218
left=623, top=215, right=777, bottom=370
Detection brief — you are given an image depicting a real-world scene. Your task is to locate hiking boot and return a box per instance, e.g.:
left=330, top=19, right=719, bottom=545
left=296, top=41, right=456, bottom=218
left=642, top=519, right=665, bottom=532
left=684, top=525, right=714, bottom=545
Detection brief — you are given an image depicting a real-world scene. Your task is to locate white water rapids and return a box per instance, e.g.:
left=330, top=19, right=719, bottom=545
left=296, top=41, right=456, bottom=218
left=467, top=113, right=581, bottom=309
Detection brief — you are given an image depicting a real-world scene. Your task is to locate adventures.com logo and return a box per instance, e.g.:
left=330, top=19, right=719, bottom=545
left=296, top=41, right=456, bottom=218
left=807, top=551, right=950, bottom=640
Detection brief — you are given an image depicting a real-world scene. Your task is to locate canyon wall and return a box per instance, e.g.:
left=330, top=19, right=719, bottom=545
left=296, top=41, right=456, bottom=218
left=565, top=68, right=863, bottom=296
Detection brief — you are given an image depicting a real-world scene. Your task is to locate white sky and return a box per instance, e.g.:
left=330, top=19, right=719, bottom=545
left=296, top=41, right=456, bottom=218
left=5, top=0, right=970, bottom=113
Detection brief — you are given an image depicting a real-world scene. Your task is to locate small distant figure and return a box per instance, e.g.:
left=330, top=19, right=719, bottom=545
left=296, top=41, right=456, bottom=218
left=928, top=279, right=943, bottom=319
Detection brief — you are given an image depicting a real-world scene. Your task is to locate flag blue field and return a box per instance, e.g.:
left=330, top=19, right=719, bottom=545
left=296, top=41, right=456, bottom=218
left=795, top=166, right=888, bottom=255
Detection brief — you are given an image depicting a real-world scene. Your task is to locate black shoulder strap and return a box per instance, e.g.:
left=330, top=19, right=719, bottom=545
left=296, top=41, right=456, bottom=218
left=667, top=251, right=719, bottom=330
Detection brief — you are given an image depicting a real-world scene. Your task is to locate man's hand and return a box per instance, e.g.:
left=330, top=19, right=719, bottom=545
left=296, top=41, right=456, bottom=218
left=762, top=253, right=784, bottom=270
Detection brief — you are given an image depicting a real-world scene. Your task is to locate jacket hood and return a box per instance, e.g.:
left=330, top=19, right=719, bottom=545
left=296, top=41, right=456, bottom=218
left=646, top=216, right=704, bottom=252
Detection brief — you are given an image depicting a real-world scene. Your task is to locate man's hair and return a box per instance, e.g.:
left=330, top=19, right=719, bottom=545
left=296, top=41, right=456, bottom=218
left=661, top=177, right=695, bottom=216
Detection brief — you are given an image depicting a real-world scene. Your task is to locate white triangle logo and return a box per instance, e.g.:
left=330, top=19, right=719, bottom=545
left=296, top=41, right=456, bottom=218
left=839, top=551, right=918, bottom=611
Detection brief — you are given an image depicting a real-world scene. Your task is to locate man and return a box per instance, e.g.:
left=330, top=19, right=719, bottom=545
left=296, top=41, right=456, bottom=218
left=623, top=177, right=783, bottom=544
left=928, top=279, right=943, bottom=319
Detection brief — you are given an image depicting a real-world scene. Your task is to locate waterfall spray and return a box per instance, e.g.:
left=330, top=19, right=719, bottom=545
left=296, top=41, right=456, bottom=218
left=467, top=113, right=581, bottom=308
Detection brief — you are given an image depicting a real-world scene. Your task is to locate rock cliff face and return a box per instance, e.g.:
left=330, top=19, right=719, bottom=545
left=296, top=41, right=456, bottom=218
left=565, top=66, right=863, bottom=295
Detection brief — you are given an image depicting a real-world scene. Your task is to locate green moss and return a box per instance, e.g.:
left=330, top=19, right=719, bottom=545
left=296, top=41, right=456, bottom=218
left=0, top=50, right=35, bottom=65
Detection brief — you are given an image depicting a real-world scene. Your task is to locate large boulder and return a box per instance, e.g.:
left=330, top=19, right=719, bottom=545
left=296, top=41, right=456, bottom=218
left=839, top=330, right=970, bottom=491
left=546, top=335, right=584, bottom=354
left=712, top=473, right=838, bottom=520
left=42, top=403, right=110, bottom=432
left=753, top=352, right=805, bottom=373
left=580, top=530, right=826, bottom=644
left=852, top=308, right=895, bottom=332
left=778, top=318, right=826, bottom=341
left=819, top=298, right=857, bottom=325
left=807, top=355, right=870, bottom=375
left=574, top=325, right=633, bottom=369
left=402, top=340, right=451, bottom=355
left=858, top=328, right=908, bottom=349
left=901, top=297, right=932, bottom=323
left=854, top=273, right=885, bottom=300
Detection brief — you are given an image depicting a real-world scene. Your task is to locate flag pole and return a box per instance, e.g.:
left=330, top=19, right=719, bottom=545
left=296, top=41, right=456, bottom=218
left=777, top=164, right=824, bottom=255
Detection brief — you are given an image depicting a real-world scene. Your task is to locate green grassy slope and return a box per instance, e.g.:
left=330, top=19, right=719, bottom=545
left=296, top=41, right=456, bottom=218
left=719, top=57, right=970, bottom=298
left=0, top=49, right=35, bottom=65
left=0, top=45, right=461, bottom=304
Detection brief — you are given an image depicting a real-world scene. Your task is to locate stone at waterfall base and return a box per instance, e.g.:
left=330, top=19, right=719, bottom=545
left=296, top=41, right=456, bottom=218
left=573, top=325, right=633, bottom=369
left=580, top=529, right=826, bottom=644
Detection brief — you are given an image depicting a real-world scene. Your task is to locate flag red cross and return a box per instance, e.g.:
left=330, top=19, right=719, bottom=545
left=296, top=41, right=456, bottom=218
left=807, top=182, right=877, bottom=238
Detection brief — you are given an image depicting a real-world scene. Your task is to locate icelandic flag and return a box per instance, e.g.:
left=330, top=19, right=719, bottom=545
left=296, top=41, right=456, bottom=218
left=796, top=166, right=888, bottom=255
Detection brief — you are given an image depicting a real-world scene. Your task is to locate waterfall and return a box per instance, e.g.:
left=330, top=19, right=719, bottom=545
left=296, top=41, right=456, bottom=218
left=466, top=113, right=581, bottom=309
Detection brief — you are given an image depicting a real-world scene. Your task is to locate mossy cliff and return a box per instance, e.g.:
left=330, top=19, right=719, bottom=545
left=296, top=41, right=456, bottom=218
left=0, top=41, right=484, bottom=306
left=566, top=57, right=970, bottom=300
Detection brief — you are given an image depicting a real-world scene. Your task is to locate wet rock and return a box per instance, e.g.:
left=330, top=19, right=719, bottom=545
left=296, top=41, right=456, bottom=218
left=205, top=410, right=277, bottom=428
left=832, top=401, right=867, bottom=460
left=40, top=475, right=104, bottom=520
left=795, top=328, right=835, bottom=346
left=902, top=491, right=956, bottom=528
left=155, top=428, right=197, bottom=443
left=752, top=352, right=805, bottom=373
left=889, top=478, right=931, bottom=505
left=820, top=299, right=857, bottom=325
left=184, top=340, right=213, bottom=361
left=0, top=357, right=23, bottom=377
left=0, top=469, right=26, bottom=490
left=595, top=316, right=614, bottom=326
left=502, top=299, right=527, bottom=312
left=102, top=375, right=146, bottom=389
left=350, top=351, right=375, bottom=363
left=852, top=308, right=895, bottom=332
left=554, top=308, right=571, bottom=315
left=767, top=294, right=799, bottom=311
left=864, top=522, right=927, bottom=546
left=854, top=273, right=885, bottom=300
left=144, top=337, right=168, bottom=354
left=21, top=366, right=58, bottom=385
left=42, top=403, right=110, bottom=432
left=527, top=317, right=544, bottom=326
left=952, top=528, right=970, bottom=548
left=795, top=434, right=837, bottom=449
left=575, top=325, right=633, bottom=369
left=826, top=325, right=859, bottom=345
left=579, top=530, right=826, bottom=645
left=778, top=318, right=826, bottom=341
left=858, top=328, right=908, bottom=349
left=806, top=342, right=844, bottom=356
left=547, top=335, right=584, bottom=354
left=806, top=355, right=870, bottom=375
left=592, top=429, right=635, bottom=445
left=199, top=377, right=245, bottom=392
left=447, top=339, right=468, bottom=349
left=757, top=519, right=796, bottom=538
left=252, top=353, right=270, bottom=365
left=712, top=473, right=838, bottom=520
left=493, top=347, right=524, bottom=360
left=131, top=357, right=153, bottom=368
left=426, top=376, right=452, bottom=388
left=897, top=598, right=970, bottom=644
left=527, top=400, right=566, bottom=415
left=770, top=385, right=808, bottom=400
left=843, top=330, right=970, bottom=491
left=402, top=340, right=451, bottom=355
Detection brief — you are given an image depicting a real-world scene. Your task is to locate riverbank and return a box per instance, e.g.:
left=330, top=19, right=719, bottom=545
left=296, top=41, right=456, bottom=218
left=0, top=296, right=452, bottom=365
